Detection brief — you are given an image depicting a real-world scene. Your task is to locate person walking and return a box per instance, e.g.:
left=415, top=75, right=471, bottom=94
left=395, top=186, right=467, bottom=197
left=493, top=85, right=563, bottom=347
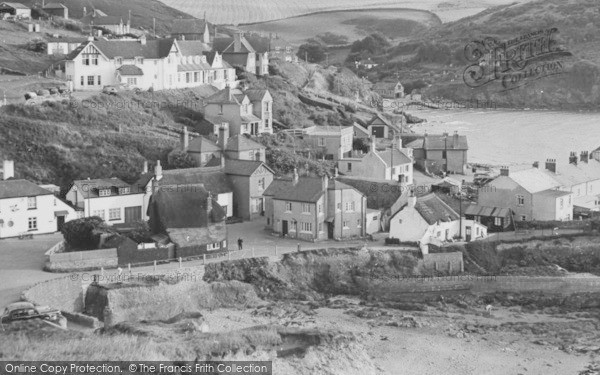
left=237, top=238, right=243, bottom=250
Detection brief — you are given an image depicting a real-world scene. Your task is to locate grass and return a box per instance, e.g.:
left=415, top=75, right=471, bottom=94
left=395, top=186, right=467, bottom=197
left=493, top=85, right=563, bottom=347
left=161, top=0, right=528, bottom=25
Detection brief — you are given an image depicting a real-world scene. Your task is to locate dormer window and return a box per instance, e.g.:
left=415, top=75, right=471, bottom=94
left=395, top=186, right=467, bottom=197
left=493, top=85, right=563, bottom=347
left=115, top=57, right=122, bottom=65
left=135, top=57, right=144, bottom=65
left=99, top=188, right=111, bottom=197
left=118, top=187, right=130, bottom=195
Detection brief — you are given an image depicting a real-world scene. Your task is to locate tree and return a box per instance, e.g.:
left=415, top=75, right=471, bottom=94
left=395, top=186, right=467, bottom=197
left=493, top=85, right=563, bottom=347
left=353, top=138, right=369, bottom=153
left=297, top=43, right=327, bottom=63
left=123, top=220, right=153, bottom=243
left=61, top=216, right=113, bottom=251
left=168, top=150, right=197, bottom=169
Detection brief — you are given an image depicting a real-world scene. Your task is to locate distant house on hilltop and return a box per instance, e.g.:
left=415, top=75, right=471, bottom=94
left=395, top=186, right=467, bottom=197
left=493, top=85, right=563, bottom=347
left=170, top=18, right=211, bottom=44
left=47, top=36, right=90, bottom=55
left=81, top=9, right=130, bottom=35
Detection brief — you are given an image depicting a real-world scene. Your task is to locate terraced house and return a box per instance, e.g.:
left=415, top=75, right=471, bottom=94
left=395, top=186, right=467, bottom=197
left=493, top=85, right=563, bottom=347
left=264, top=170, right=367, bottom=241
left=59, top=37, right=236, bottom=91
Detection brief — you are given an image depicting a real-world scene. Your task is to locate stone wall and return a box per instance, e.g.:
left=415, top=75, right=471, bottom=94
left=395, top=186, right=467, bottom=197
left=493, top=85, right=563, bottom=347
left=22, top=276, right=89, bottom=313
left=422, top=252, right=464, bottom=273
left=46, top=248, right=118, bottom=271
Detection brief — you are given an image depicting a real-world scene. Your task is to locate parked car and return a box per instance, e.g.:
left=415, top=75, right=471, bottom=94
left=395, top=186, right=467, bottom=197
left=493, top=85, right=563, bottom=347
left=1, top=302, right=66, bottom=328
left=102, top=85, right=119, bottom=95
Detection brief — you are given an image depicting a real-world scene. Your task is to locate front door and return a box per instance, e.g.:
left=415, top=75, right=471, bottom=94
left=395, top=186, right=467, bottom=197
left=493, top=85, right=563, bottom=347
left=282, top=220, right=288, bottom=236
left=465, top=226, right=472, bottom=242
left=124, top=206, right=142, bottom=223
left=327, top=222, right=334, bottom=239
left=57, top=216, right=66, bottom=231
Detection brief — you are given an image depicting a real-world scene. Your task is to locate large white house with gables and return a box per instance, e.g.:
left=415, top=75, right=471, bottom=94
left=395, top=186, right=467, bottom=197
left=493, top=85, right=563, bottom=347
left=58, top=36, right=237, bottom=91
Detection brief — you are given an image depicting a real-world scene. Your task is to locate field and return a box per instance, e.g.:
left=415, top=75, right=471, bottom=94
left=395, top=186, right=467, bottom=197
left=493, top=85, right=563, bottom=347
left=239, top=9, right=441, bottom=45
left=159, top=0, right=533, bottom=25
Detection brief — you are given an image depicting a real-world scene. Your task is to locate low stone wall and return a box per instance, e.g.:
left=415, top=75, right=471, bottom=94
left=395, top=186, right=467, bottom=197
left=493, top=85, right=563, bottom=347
left=22, top=276, right=89, bottom=313
left=422, top=252, right=464, bottom=273
left=46, top=248, right=118, bottom=272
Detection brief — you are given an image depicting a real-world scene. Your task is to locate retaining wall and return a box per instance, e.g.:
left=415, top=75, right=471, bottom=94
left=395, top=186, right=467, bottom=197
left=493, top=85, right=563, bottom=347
left=22, top=276, right=89, bottom=313
left=422, top=252, right=464, bottom=273
left=46, top=248, right=118, bottom=271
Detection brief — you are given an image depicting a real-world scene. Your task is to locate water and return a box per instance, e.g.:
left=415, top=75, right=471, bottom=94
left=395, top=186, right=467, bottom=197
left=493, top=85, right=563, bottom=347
left=408, top=109, right=600, bottom=168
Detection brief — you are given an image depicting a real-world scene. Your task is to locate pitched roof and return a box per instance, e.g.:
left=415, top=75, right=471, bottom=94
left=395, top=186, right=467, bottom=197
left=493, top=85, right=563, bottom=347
left=47, top=36, right=88, bottom=43
left=187, top=136, right=220, bottom=153
left=541, top=160, right=600, bottom=188
left=244, top=89, right=269, bottom=102
left=0, top=3, right=29, bottom=9
left=221, top=53, right=250, bottom=67
left=213, top=36, right=255, bottom=53
left=150, top=185, right=225, bottom=229
left=71, top=178, right=142, bottom=198
left=372, top=81, right=400, bottom=91
left=535, top=188, right=572, bottom=198
left=376, top=149, right=412, bottom=166
left=263, top=177, right=325, bottom=203
left=304, top=125, right=352, bottom=136
left=135, top=172, right=154, bottom=189
left=0, top=180, right=52, bottom=199
left=243, top=35, right=270, bottom=53
left=367, top=113, right=393, bottom=127
left=43, top=3, right=67, bottom=9
left=159, top=168, right=233, bottom=194
left=224, top=159, right=273, bottom=176
left=508, top=168, right=561, bottom=193
left=171, top=18, right=208, bottom=35
left=74, top=39, right=175, bottom=60
left=176, top=40, right=210, bottom=57
left=204, top=87, right=244, bottom=105
left=425, top=134, right=468, bottom=150
left=464, top=204, right=510, bottom=218
left=327, top=179, right=357, bottom=191
left=81, top=15, right=123, bottom=26
left=117, top=64, right=143, bottom=76
left=414, top=193, right=460, bottom=225
left=225, top=135, right=265, bottom=152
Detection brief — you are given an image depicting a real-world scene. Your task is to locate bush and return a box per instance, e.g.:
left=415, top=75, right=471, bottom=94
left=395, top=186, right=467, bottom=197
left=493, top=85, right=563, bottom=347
left=123, top=221, right=153, bottom=243
left=61, top=217, right=113, bottom=251
left=297, top=43, right=327, bottom=63
left=167, top=150, right=198, bottom=169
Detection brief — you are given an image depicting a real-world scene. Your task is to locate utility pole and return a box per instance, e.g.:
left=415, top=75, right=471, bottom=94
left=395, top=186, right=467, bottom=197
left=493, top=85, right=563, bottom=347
left=153, top=17, right=156, bottom=37
left=305, top=51, right=307, bottom=63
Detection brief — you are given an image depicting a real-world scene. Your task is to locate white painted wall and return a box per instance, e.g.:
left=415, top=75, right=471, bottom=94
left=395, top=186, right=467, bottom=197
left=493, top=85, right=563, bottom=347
left=217, top=192, right=233, bottom=218
left=0, top=195, right=77, bottom=238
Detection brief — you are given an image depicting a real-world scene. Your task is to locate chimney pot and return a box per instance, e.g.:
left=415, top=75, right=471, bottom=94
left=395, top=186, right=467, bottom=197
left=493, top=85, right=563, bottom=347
left=142, top=160, right=148, bottom=174
left=370, top=135, right=376, bottom=153
left=292, top=168, right=299, bottom=185
left=2, top=160, right=14, bottom=180
left=155, top=160, right=163, bottom=180
left=182, top=126, right=189, bottom=149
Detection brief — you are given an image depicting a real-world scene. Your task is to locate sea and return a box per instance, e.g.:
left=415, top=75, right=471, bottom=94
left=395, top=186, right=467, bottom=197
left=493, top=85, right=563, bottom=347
left=409, top=109, right=600, bottom=169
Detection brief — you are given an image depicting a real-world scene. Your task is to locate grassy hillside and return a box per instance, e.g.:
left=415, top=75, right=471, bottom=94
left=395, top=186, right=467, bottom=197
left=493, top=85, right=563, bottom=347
left=373, top=0, right=600, bottom=109
left=19, top=0, right=192, bottom=34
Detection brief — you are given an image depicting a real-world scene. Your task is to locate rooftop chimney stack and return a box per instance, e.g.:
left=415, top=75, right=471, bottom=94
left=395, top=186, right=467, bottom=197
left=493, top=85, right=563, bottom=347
left=181, top=126, right=189, bottom=149
left=218, top=124, right=228, bottom=149
left=500, top=166, right=509, bottom=176
left=334, top=167, right=339, bottom=178
left=154, top=160, right=162, bottom=181
left=142, top=160, right=148, bottom=174
left=581, top=151, right=589, bottom=163
left=569, top=151, right=578, bottom=165
left=321, top=174, right=328, bottom=191
left=140, top=34, right=146, bottom=45
left=2, top=160, right=14, bottom=180
left=370, top=135, right=376, bottom=153
left=233, top=31, right=243, bottom=52
left=408, top=195, right=417, bottom=208
left=292, top=168, right=299, bottom=185
left=545, top=158, right=557, bottom=174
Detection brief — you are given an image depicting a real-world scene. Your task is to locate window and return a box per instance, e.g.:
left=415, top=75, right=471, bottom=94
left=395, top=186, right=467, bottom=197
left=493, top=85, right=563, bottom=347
left=219, top=104, right=224, bottom=114
left=337, top=203, right=341, bottom=211
left=516, top=195, right=525, bottom=206
left=442, top=151, right=447, bottom=159
left=474, top=215, right=480, bottom=222
left=351, top=202, right=355, bottom=211
left=300, top=222, right=312, bottom=232
left=318, top=138, right=325, bottom=146
left=93, top=210, right=105, bottom=220
left=347, top=163, right=352, bottom=172
left=27, top=197, right=37, bottom=210
left=265, top=119, right=270, bottom=128
left=80, top=76, right=84, bottom=86
left=318, top=223, right=323, bottom=232
left=136, top=57, right=144, bottom=65
left=373, top=215, right=378, bottom=220
left=83, top=55, right=89, bottom=65
left=186, top=72, right=191, bottom=83
left=357, top=219, right=361, bottom=228
left=318, top=204, right=322, bottom=213
left=302, top=203, right=311, bottom=213
left=87, top=75, right=94, bottom=86
left=520, top=215, right=527, bottom=221
left=116, top=57, right=122, bottom=65
left=560, top=198, right=564, bottom=208
left=97, top=75, right=101, bottom=85
left=343, top=221, right=349, bottom=229
left=436, top=231, right=441, bottom=238
left=92, top=55, right=98, bottom=65
left=249, top=151, right=254, bottom=159
left=207, top=242, right=221, bottom=251
left=109, top=208, right=121, bottom=221
left=194, top=72, right=199, bottom=82
left=285, top=202, right=292, bottom=211
left=258, top=178, right=265, bottom=190
left=99, top=189, right=111, bottom=197
left=127, top=78, right=137, bottom=86
left=28, top=217, right=37, bottom=231
left=118, top=187, right=130, bottom=195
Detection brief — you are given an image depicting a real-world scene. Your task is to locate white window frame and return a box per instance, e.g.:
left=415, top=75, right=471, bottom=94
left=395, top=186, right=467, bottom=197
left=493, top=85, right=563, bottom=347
left=27, top=196, right=37, bottom=209
left=301, top=203, right=311, bottom=214
left=285, top=202, right=292, bottom=212
left=99, top=189, right=111, bottom=197
left=109, top=208, right=121, bottom=221
left=28, top=217, right=37, bottom=230
left=93, top=210, right=105, bottom=220
left=119, top=187, right=130, bottom=195
left=300, top=222, right=312, bottom=232
left=516, top=195, right=525, bottom=206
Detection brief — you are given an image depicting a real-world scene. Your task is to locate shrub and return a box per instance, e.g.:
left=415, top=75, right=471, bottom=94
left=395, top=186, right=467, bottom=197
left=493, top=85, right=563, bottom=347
left=123, top=221, right=153, bottom=243
left=61, top=217, right=113, bottom=250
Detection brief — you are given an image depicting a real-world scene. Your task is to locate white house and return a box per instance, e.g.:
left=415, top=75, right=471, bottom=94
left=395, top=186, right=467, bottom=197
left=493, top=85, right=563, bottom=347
left=389, top=193, right=487, bottom=254
left=61, top=37, right=236, bottom=91
left=0, top=180, right=78, bottom=238
left=47, top=36, right=90, bottom=55
left=65, top=177, right=146, bottom=224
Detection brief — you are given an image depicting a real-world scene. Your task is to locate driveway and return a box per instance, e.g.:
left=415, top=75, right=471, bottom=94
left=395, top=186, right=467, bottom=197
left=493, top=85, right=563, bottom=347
left=0, top=233, right=64, bottom=308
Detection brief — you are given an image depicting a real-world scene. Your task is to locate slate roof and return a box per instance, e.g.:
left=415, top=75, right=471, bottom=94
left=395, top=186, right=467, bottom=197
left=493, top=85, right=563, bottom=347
left=464, top=205, right=511, bottom=218
left=73, top=39, right=175, bottom=60
left=176, top=40, right=210, bottom=57
left=305, top=125, right=352, bottom=136
left=117, top=64, right=143, bottom=76
left=377, top=149, right=412, bottom=166
left=0, top=180, right=53, bottom=200
left=43, top=3, right=67, bottom=9
left=159, top=168, right=233, bottom=195
left=186, top=136, right=221, bottom=153
left=224, top=159, right=272, bottom=176
left=327, top=179, right=357, bottom=191
left=535, top=189, right=572, bottom=198
left=47, top=37, right=88, bottom=43
left=367, top=113, right=393, bottom=127
left=0, top=2, right=29, bottom=9
left=178, top=62, right=211, bottom=72
left=263, top=177, right=325, bottom=203
left=204, top=87, right=244, bottom=105
left=225, top=134, right=264, bottom=152
left=221, top=53, right=250, bottom=67
left=71, top=178, right=142, bottom=198
left=171, top=18, right=208, bottom=35
left=414, top=193, right=460, bottom=225
left=409, top=134, right=468, bottom=150
left=542, top=160, right=600, bottom=188
left=508, top=168, right=561, bottom=194
left=213, top=36, right=255, bottom=53
left=149, top=185, right=225, bottom=229
left=135, top=172, right=154, bottom=189
left=243, top=34, right=270, bottom=53
left=244, top=89, right=269, bottom=102
left=241, top=114, right=262, bottom=123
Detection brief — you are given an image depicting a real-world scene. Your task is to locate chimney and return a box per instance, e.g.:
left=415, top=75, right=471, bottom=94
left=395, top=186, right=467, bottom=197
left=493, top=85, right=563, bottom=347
left=154, top=160, right=162, bottom=181
left=181, top=126, right=189, bottom=149
left=140, top=34, right=146, bottom=45
left=580, top=151, right=589, bottom=163
left=453, top=131, right=459, bottom=146
left=83, top=6, right=86, bottom=17
left=408, top=195, right=417, bottom=208
left=545, top=158, right=556, bottom=174
left=220, top=155, right=225, bottom=168
left=2, top=160, right=14, bottom=180
left=292, top=168, right=299, bottom=185
left=500, top=166, right=509, bottom=176
left=142, top=160, right=148, bottom=174
left=370, top=135, right=376, bottom=153
left=569, top=151, right=578, bottom=165
left=218, top=123, right=228, bottom=149
left=532, top=161, right=539, bottom=168
left=233, top=31, right=243, bottom=52
left=321, top=174, right=328, bottom=191
left=214, top=26, right=218, bottom=42
left=334, top=167, right=339, bottom=178
left=395, top=134, right=403, bottom=150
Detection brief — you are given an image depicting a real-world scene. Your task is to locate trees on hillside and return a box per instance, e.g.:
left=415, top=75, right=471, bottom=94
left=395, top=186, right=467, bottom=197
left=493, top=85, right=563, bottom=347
left=297, top=43, right=327, bottom=63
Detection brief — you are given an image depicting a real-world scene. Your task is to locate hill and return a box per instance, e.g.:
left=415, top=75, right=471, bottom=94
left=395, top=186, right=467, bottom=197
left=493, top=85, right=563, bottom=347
left=370, top=0, right=600, bottom=109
